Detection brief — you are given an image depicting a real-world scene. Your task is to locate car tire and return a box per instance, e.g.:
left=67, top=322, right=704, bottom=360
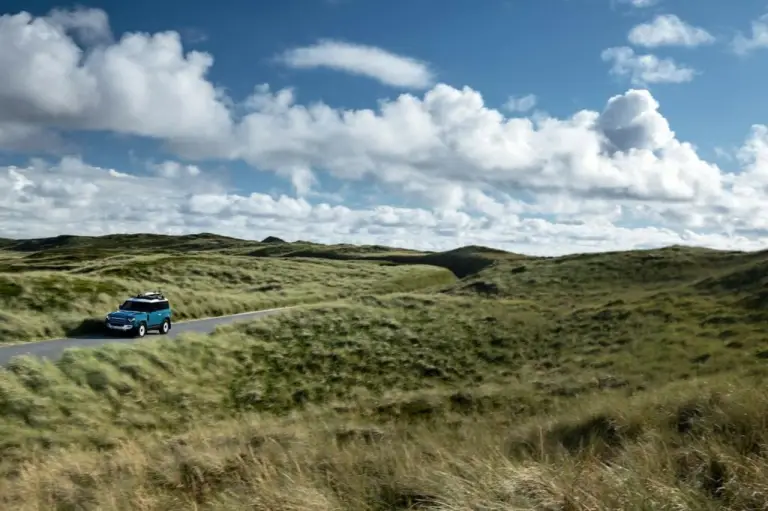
left=136, top=322, right=146, bottom=338
left=160, top=319, right=170, bottom=335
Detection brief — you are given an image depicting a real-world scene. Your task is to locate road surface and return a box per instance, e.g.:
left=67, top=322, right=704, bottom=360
left=0, top=307, right=291, bottom=366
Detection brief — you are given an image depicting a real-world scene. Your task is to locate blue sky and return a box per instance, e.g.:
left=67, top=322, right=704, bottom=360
left=2, top=0, right=768, bottom=254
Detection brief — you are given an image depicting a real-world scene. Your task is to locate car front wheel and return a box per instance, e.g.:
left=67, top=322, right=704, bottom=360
left=135, top=322, right=146, bottom=338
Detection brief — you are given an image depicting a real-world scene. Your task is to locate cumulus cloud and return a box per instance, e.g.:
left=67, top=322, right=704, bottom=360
left=0, top=9, right=231, bottom=144
left=601, top=46, right=696, bottom=85
left=504, top=94, right=537, bottom=113
left=183, top=83, right=721, bottom=209
left=46, top=6, right=112, bottom=45
left=628, top=14, right=715, bottom=48
left=736, top=124, right=768, bottom=186
left=1, top=7, right=768, bottom=254
left=2, top=155, right=766, bottom=256
left=3, top=80, right=764, bottom=254
left=275, top=39, right=434, bottom=89
left=597, top=89, right=674, bottom=152
left=732, top=13, right=768, bottom=55
left=0, top=7, right=706, bottom=207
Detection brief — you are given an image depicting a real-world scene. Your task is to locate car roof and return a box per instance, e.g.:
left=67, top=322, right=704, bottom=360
left=126, top=292, right=169, bottom=303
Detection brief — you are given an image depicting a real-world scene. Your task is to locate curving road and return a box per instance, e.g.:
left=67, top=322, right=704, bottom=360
left=0, top=307, right=292, bottom=366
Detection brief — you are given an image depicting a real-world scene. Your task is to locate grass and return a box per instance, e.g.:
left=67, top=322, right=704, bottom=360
left=5, top=377, right=768, bottom=510
left=0, top=233, right=768, bottom=509
left=0, top=236, right=455, bottom=343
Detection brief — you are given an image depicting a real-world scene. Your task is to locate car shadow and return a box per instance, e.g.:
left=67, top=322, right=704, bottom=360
left=65, top=331, right=164, bottom=340
left=64, top=318, right=164, bottom=341
left=64, top=318, right=107, bottom=338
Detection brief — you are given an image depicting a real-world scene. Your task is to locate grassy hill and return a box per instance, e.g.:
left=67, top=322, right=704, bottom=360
left=1, top=233, right=768, bottom=509
left=0, top=234, right=455, bottom=343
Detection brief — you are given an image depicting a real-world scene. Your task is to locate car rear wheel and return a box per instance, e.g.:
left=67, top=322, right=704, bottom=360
left=136, top=323, right=146, bottom=338
left=160, top=319, right=170, bottom=334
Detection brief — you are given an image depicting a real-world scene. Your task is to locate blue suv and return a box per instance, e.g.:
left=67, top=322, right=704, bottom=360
left=105, top=291, right=172, bottom=337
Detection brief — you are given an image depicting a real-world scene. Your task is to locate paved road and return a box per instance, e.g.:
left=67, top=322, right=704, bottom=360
left=0, top=307, right=291, bottom=366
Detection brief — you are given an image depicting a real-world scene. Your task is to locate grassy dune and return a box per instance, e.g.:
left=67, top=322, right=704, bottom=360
left=4, top=377, right=768, bottom=510
left=1, top=234, right=768, bottom=509
left=0, top=235, right=455, bottom=343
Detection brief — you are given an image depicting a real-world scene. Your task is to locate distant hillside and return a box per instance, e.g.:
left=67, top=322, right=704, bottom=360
left=445, top=244, right=768, bottom=321
left=1, top=233, right=431, bottom=256
left=1, top=232, right=510, bottom=279
left=4, top=233, right=252, bottom=253
left=5, top=233, right=764, bottom=289
left=247, top=244, right=520, bottom=279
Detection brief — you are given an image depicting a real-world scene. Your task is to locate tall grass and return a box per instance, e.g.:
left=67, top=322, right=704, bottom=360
left=1, top=235, right=768, bottom=509
left=2, top=375, right=768, bottom=510
left=0, top=249, right=455, bottom=343
left=0, top=287, right=764, bottom=459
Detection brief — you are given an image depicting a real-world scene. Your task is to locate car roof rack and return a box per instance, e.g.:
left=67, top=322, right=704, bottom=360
left=133, top=291, right=166, bottom=301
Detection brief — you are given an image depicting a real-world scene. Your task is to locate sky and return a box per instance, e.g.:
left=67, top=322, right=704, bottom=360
left=2, top=0, right=768, bottom=255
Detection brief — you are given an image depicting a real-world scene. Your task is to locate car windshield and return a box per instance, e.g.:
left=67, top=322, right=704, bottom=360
left=119, top=300, right=153, bottom=312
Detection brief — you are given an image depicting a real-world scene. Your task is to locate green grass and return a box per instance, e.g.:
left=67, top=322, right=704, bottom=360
left=0, top=237, right=456, bottom=343
left=5, top=376, right=768, bottom=510
left=0, top=286, right=764, bottom=454
left=1, top=233, right=768, bottom=509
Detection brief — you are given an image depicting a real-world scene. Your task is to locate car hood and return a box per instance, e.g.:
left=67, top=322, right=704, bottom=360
left=108, top=311, right=143, bottom=319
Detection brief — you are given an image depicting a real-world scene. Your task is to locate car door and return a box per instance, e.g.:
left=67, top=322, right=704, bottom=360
left=156, top=300, right=169, bottom=324
left=148, top=302, right=162, bottom=328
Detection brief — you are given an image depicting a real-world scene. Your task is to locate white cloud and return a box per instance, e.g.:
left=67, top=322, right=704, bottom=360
left=622, top=0, right=660, bottom=7
left=601, top=46, right=696, bottom=85
left=3, top=84, right=767, bottom=255
left=1, top=7, right=768, bottom=255
left=732, top=14, right=768, bottom=55
left=275, top=39, right=434, bottom=89
left=628, top=14, right=715, bottom=48
left=504, top=94, right=537, bottom=113
left=714, top=146, right=735, bottom=162
left=183, top=83, right=721, bottom=209
left=1, top=155, right=766, bottom=256
left=46, top=6, right=112, bottom=45
left=0, top=9, right=231, bottom=145
left=0, top=122, right=68, bottom=153
left=148, top=160, right=202, bottom=178
left=735, top=124, right=768, bottom=186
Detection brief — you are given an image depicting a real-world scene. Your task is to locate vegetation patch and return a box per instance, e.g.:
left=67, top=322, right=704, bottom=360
left=0, top=234, right=767, bottom=509
left=0, top=238, right=456, bottom=343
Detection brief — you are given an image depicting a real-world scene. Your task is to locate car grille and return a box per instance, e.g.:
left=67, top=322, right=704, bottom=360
left=109, top=318, right=130, bottom=325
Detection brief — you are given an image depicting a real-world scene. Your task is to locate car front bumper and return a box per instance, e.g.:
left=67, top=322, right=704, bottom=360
left=106, top=322, right=134, bottom=331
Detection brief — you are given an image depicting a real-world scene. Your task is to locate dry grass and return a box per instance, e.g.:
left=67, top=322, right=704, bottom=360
left=2, top=376, right=768, bottom=510
left=1, top=234, right=768, bottom=509
left=0, top=241, right=455, bottom=343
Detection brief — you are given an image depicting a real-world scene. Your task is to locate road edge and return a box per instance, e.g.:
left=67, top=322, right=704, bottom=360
left=174, top=305, right=298, bottom=324
left=4, top=305, right=299, bottom=347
